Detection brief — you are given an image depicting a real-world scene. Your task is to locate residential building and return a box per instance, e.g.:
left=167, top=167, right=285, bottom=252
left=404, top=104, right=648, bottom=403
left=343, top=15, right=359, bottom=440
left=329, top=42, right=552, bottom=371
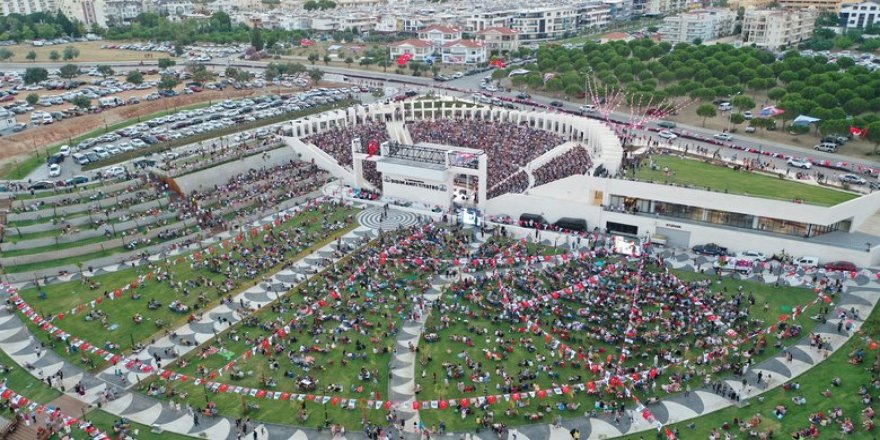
left=1, top=0, right=56, bottom=15
left=778, top=0, right=845, bottom=11
left=659, top=8, right=737, bottom=43
left=727, top=0, right=775, bottom=9
left=510, top=6, right=579, bottom=42
left=101, top=0, right=146, bottom=26
left=388, top=38, right=434, bottom=62
left=155, top=0, right=194, bottom=20
left=475, top=26, right=520, bottom=53
left=840, top=0, right=880, bottom=28
left=464, top=10, right=515, bottom=32
left=577, top=1, right=612, bottom=30
left=58, top=0, right=100, bottom=27
left=642, top=0, right=689, bottom=15
left=741, top=8, right=818, bottom=49
left=417, top=24, right=462, bottom=51
left=441, top=39, right=487, bottom=64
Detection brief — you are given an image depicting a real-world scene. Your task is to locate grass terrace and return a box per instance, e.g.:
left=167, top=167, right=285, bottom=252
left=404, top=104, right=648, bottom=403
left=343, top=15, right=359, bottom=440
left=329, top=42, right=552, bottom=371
left=85, top=410, right=194, bottom=440
left=0, top=345, right=62, bottom=404
left=633, top=155, right=858, bottom=207
left=14, top=204, right=360, bottom=371
left=619, top=304, right=880, bottom=440
left=416, top=259, right=820, bottom=432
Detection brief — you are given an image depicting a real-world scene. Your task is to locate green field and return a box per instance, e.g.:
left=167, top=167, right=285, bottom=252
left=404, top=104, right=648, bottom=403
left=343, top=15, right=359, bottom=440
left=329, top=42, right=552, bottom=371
left=634, top=155, right=858, bottom=206
left=85, top=410, right=195, bottom=440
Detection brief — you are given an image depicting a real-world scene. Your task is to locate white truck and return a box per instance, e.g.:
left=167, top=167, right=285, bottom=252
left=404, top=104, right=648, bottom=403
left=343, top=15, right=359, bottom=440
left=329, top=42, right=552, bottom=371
left=98, top=96, right=124, bottom=108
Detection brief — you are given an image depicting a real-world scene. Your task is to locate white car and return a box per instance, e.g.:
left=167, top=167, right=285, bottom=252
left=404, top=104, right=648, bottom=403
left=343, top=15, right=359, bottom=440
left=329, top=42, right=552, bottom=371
left=47, top=163, right=61, bottom=177
left=103, top=166, right=126, bottom=179
left=787, top=158, right=812, bottom=169
left=737, top=251, right=767, bottom=262
left=59, top=145, right=70, bottom=156
left=713, top=133, right=733, bottom=141
left=743, top=111, right=754, bottom=120
left=658, top=130, right=677, bottom=140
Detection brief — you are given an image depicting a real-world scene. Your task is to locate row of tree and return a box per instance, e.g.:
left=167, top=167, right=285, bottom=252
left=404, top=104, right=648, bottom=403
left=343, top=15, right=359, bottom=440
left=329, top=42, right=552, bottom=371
left=498, top=39, right=880, bottom=137
left=0, top=45, right=80, bottom=62
left=0, top=11, right=83, bottom=42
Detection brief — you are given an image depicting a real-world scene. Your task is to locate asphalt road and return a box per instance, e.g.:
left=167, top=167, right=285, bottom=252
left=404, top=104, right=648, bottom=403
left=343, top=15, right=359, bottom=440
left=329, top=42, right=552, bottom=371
left=9, top=58, right=880, bottom=188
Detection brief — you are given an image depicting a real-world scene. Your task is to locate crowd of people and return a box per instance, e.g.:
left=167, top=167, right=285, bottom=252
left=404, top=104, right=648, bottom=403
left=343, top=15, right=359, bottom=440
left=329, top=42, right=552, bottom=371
left=305, top=121, right=389, bottom=168
left=532, top=147, right=593, bottom=188
left=407, top=119, right=564, bottom=195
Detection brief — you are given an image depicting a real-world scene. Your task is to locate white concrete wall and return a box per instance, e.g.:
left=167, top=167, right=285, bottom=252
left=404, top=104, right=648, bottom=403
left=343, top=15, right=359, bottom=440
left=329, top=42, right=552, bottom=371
left=173, top=147, right=298, bottom=194
left=284, top=136, right=357, bottom=187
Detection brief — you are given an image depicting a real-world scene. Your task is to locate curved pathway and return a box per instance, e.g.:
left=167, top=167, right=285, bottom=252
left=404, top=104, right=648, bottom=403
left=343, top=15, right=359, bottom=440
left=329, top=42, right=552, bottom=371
left=0, top=233, right=877, bottom=439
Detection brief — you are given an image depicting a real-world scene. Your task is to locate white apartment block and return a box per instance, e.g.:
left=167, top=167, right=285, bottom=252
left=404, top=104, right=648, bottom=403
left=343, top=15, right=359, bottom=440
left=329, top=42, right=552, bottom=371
left=388, top=38, right=433, bottom=62
left=2, top=0, right=56, bottom=15
left=659, top=8, right=736, bottom=43
left=510, top=6, right=579, bottom=42
left=417, top=24, right=462, bottom=51
left=475, top=26, right=519, bottom=52
left=642, top=0, right=689, bottom=15
left=840, top=0, right=880, bottom=29
left=741, top=8, right=818, bottom=49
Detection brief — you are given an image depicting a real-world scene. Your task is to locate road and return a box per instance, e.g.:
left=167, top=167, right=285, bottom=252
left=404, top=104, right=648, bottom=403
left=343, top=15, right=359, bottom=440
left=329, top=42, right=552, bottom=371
left=8, top=58, right=880, bottom=187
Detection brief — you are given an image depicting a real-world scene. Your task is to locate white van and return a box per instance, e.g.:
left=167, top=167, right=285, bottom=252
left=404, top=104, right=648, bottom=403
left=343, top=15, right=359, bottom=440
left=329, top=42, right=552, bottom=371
left=815, top=142, right=838, bottom=153
left=580, top=104, right=597, bottom=113
left=795, top=256, right=819, bottom=268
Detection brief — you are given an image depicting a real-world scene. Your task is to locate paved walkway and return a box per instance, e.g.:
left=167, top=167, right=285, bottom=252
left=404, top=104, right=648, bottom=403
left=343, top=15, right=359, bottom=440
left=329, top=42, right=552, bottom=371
left=0, top=217, right=877, bottom=439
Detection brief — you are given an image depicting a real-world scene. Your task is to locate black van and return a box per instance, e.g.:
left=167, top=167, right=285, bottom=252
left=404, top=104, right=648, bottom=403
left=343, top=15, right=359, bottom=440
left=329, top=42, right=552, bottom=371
left=519, top=213, right=548, bottom=229
left=554, top=217, right=587, bottom=232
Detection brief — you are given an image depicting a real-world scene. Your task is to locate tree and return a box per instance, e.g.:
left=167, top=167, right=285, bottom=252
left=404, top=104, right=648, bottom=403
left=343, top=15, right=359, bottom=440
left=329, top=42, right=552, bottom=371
left=308, top=68, right=324, bottom=84
left=126, top=70, right=144, bottom=85
left=187, top=63, right=214, bottom=83
left=308, top=52, right=319, bottom=65
left=49, top=50, right=60, bottom=61
left=250, top=28, right=264, bottom=51
left=158, top=58, right=176, bottom=69
left=344, top=56, right=353, bottom=67
left=59, top=64, right=79, bottom=79
left=71, top=95, right=91, bottom=109
left=0, top=48, right=12, bottom=61
left=845, top=97, right=869, bottom=115
left=730, top=113, right=745, bottom=126
left=323, top=54, right=331, bottom=65
left=62, top=45, right=79, bottom=60
left=97, top=65, right=114, bottom=78
left=819, top=119, right=850, bottom=137
left=868, top=121, right=880, bottom=153
left=731, top=95, right=755, bottom=113
left=23, top=68, right=48, bottom=84
left=158, top=75, right=179, bottom=92
left=303, top=0, right=318, bottom=10
left=696, top=103, right=717, bottom=127
left=26, top=93, right=39, bottom=106
left=26, top=51, right=37, bottom=62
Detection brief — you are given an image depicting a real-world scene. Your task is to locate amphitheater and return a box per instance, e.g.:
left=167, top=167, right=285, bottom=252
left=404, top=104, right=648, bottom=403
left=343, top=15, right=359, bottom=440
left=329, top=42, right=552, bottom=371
left=0, top=95, right=876, bottom=440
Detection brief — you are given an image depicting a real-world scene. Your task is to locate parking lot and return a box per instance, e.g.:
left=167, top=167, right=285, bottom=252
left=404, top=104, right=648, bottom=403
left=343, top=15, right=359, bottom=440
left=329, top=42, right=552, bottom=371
left=23, top=87, right=361, bottom=184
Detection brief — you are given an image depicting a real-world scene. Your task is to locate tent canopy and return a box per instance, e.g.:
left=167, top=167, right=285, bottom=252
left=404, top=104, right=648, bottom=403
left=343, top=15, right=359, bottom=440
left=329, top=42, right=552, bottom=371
left=792, top=115, right=821, bottom=126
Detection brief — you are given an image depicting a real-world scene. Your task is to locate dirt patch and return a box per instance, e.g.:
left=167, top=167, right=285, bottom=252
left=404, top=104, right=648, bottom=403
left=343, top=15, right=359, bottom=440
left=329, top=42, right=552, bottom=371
left=3, top=41, right=172, bottom=63
left=0, top=88, right=303, bottom=169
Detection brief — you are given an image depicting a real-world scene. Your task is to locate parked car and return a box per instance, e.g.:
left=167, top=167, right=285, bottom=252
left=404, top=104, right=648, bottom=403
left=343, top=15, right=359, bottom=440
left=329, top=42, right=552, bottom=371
left=692, top=243, right=728, bottom=256
left=549, top=100, right=564, bottom=107
left=787, top=158, right=812, bottom=169
left=47, top=163, right=61, bottom=177
left=713, top=133, right=733, bottom=141
left=824, top=261, right=857, bottom=272
left=65, top=175, right=89, bottom=186
left=737, top=251, right=768, bottom=262
left=28, top=181, right=55, bottom=190
left=795, top=256, right=819, bottom=268
left=658, top=130, right=677, bottom=140
left=839, top=173, right=866, bottom=185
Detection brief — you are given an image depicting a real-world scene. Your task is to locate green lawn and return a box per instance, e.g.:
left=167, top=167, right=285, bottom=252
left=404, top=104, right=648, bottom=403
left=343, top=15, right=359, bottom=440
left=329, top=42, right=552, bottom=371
left=634, top=155, right=858, bottom=206
left=619, top=305, right=880, bottom=440
left=0, top=344, right=61, bottom=404
left=85, top=410, right=195, bottom=440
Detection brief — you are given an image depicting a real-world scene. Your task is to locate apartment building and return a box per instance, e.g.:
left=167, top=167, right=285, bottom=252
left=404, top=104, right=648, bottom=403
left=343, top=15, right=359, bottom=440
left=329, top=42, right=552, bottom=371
left=659, top=8, right=736, bottom=43
left=778, top=0, right=845, bottom=11
left=510, top=6, right=579, bottom=42
left=2, top=0, right=56, bottom=15
left=741, top=8, right=818, bottom=49
left=840, top=0, right=880, bottom=28
left=475, top=26, right=520, bottom=52
left=642, top=0, right=689, bottom=15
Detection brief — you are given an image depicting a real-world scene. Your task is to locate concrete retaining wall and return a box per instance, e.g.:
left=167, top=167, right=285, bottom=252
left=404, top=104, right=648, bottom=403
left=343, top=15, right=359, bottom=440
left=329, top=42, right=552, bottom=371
left=173, top=147, right=299, bottom=195
left=10, top=179, right=141, bottom=210
left=9, top=198, right=170, bottom=234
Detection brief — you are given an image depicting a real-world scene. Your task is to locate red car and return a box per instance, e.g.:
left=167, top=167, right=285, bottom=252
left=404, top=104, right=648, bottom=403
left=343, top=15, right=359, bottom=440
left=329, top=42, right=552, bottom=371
left=824, top=261, right=857, bottom=272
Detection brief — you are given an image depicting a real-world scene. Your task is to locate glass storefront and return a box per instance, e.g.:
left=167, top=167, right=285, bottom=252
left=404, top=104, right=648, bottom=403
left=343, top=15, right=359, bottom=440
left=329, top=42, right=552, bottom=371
left=608, top=194, right=848, bottom=238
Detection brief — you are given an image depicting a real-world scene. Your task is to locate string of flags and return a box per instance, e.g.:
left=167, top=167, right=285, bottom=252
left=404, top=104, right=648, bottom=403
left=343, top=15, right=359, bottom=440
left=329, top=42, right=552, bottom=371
left=0, top=383, right=111, bottom=439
